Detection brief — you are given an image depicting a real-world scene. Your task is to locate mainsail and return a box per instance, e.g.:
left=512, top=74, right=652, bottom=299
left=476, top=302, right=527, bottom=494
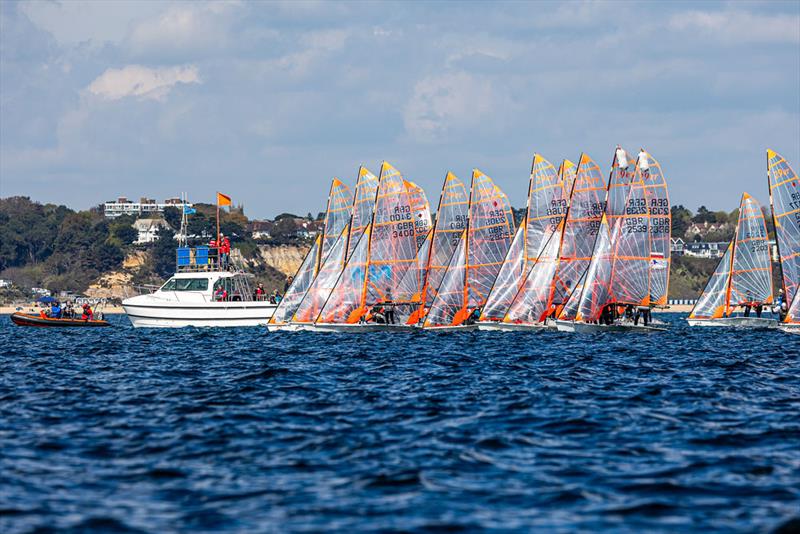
left=406, top=180, right=433, bottom=250
left=321, top=179, right=353, bottom=260
left=347, top=166, right=379, bottom=260
left=467, top=170, right=516, bottom=307
left=424, top=170, right=515, bottom=327
left=689, top=193, right=773, bottom=319
left=316, top=162, right=419, bottom=324
left=292, top=225, right=350, bottom=323
left=573, top=215, right=616, bottom=322
left=551, top=153, right=608, bottom=311
left=643, top=152, right=671, bottom=305
left=607, top=152, right=651, bottom=307
left=268, top=234, right=321, bottom=325
left=480, top=154, right=568, bottom=322
left=767, top=149, right=800, bottom=307
left=316, top=225, right=371, bottom=323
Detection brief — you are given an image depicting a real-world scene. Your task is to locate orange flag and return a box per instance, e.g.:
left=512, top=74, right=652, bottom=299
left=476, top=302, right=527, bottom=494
left=217, top=192, right=232, bottom=207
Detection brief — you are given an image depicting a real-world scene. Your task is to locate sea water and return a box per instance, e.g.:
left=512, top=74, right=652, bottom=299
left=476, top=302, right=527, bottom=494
left=1, top=314, right=798, bottom=532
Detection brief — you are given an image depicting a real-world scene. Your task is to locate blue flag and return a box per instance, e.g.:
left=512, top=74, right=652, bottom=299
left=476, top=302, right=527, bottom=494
left=183, top=206, right=196, bottom=215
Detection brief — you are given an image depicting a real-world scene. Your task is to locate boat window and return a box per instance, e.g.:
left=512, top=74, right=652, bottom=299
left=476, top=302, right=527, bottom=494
left=161, top=278, right=209, bottom=291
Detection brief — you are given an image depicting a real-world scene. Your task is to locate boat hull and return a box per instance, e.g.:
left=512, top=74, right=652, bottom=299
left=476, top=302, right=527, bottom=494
left=305, top=323, right=418, bottom=332
left=556, top=319, right=666, bottom=333
left=778, top=323, right=800, bottom=334
left=686, top=317, right=777, bottom=329
left=423, top=324, right=478, bottom=332
left=122, top=301, right=276, bottom=328
left=10, top=312, right=111, bottom=328
left=477, top=321, right=552, bottom=331
left=266, top=323, right=303, bottom=332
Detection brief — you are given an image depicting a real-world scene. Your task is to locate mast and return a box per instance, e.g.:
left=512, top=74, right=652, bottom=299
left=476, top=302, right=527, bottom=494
left=767, top=149, right=786, bottom=298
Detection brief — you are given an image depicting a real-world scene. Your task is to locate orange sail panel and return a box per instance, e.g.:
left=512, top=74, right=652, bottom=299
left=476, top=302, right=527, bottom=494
left=729, top=193, right=773, bottom=306
left=560, top=159, right=577, bottom=203
left=395, top=229, right=432, bottom=306
left=421, top=172, right=469, bottom=309
left=643, top=152, right=671, bottom=306
left=551, top=153, right=607, bottom=308
left=767, top=149, right=800, bottom=306
left=321, top=179, right=353, bottom=260
left=269, top=235, right=322, bottom=325
left=423, top=230, right=467, bottom=327
left=292, top=225, right=350, bottom=323
left=504, top=220, right=565, bottom=324
left=688, top=242, right=733, bottom=320
left=316, top=225, right=371, bottom=324
left=527, top=154, right=570, bottom=263
left=467, top=170, right=516, bottom=307
left=347, top=167, right=379, bottom=260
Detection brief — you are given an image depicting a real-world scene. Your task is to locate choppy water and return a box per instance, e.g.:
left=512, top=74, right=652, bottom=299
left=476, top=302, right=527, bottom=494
left=1, top=313, right=799, bottom=533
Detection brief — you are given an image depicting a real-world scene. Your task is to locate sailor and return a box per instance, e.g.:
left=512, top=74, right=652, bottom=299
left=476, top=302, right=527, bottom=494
left=466, top=307, right=481, bottom=325
left=284, top=276, right=294, bottom=293
left=775, top=289, right=788, bottom=321
left=634, top=305, right=650, bottom=326
left=64, top=301, right=74, bottom=319
left=255, top=283, right=265, bottom=300
left=383, top=291, right=395, bottom=324
left=744, top=291, right=753, bottom=317
left=81, top=303, right=93, bottom=321
left=370, top=303, right=386, bottom=324
left=272, top=289, right=282, bottom=304
left=615, top=145, right=629, bottom=170
left=638, top=148, right=650, bottom=178
left=50, top=301, right=62, bottom=319
left=755, top=302, right=763, bottom=318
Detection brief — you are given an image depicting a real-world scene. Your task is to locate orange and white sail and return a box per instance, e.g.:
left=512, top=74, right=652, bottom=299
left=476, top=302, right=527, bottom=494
left=424, top=170, right=515, bottom=327
left=316, top=162, right=419, bottom=324
left=552, top=153, right=608, bottom=313
left=767, top=149, right=800, bottom=310
left=569, top=215, right=616, bottom=323
left=466, top=170, right=516, bottom=307
left=689, top=193, right=773, bottom=320
left=643, top=152, right=671, bottom=306
left=292, top=224, right=350, bottom=323
left=321, top=178, right=353, bottom=261
left=480, top=154, right=569, bottom=322
left=347, top=166, right=379, bottom=260
left=607, top=151, right=651, bottom=307
left=316, top=225, right=371, bottom=323
left=269, top=235, right=322, bottom=326
left=406, top=180, right=433, bottom=250
left=394, top=229, right=433, bottom=309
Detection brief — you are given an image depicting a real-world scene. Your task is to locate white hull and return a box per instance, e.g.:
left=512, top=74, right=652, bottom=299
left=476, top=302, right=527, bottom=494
left=266, top=323, right=303, bottom=332
left=305, top=323, right=418, bottom=333
left=477, top=321, right=552, bottom=331
left=123, top=301, right=276, bottom=328
left=686, top=317, right=777, bottom=329
left=423, top=324, right=478, bottom=332
left=556, top=320, right=666, bottom=333
left=778, top=323, right=800, bottom=334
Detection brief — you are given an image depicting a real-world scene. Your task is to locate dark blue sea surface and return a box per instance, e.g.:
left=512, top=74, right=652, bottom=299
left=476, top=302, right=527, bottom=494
left=1, top=313, right=799, bottom=533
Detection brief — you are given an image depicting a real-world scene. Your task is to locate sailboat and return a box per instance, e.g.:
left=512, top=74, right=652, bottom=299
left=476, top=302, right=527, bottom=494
left=478, top=155, right=572, bottom=329
left=687, top=192, right=775, bottom=328
left=404, top=172, right=470, bottom=326
left=423, top=169, right=516, bottom=330
left=555, top=149, right=666, bottom=332
left=310, top=162, right=430, bottom=331
left=270, top=168, right=377, bottom=331
left=766, top=150, right=800, bottom=334
left=497, top=154, right=606, bottom=330
left=267, top=178, right=353, bottom=331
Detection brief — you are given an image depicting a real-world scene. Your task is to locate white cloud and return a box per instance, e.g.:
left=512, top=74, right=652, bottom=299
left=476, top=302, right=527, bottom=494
left=669, top=10, right=800, bottom=44
left=403, top=72, right=500, bottom=142
left=87, top=65, right=200, bottom=101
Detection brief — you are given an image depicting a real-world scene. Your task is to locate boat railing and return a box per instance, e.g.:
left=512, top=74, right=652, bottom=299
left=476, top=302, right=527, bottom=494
left=122, top=284, right=161, bottom=298
left=176, top=247, right=225, bottom=272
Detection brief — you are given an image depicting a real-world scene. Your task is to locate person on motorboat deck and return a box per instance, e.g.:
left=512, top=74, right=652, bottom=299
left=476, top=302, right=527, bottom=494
left=255, top=283, right=265, bottom=300
left=214, top=286, right=228, bottom=301
left=81, top=303, right=93, bottom=321
left=208, top=237, right=217, bottom=266
left=50, top=301, right=62, bottom=319
left=64, top=301, right=74, bottom=319
left=220, top=235, right=231, bottom=269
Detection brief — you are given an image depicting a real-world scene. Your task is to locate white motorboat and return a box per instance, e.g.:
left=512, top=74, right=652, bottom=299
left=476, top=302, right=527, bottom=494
left=122, top=247, right=276, bottom=328
left=686, top=316, right=777, bottom=329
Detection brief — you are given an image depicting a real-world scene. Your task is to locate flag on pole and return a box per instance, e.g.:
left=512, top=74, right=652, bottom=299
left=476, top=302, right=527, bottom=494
left=183, top=206, right=196, bottom=215
left=217, top=192, right=232, bottom=207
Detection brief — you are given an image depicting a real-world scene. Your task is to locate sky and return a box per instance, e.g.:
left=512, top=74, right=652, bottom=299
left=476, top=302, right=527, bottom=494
left=1, top=0, right=798, bottom=219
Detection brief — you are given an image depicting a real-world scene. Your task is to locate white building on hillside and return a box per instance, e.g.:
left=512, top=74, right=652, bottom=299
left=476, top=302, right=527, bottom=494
left=104, top=196, right=191, bottom=218
left=133, top=219, right=173, bottom=244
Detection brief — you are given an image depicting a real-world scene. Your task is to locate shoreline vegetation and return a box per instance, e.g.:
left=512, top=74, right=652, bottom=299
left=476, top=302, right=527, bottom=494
left=0, top=195, right=781, bottom=304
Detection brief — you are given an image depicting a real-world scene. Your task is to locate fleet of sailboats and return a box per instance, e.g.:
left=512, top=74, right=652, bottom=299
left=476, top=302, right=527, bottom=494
left=268, top=147, right=800, bottom=334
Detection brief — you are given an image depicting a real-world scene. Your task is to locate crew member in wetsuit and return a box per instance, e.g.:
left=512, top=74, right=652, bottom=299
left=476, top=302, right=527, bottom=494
left=466, top=307, right=481, bottom=325
left=383, top=292, right=395, bottom=324
left=370, top=303, right=386, bottom=324
left=744, top=291, right=753, bottom=317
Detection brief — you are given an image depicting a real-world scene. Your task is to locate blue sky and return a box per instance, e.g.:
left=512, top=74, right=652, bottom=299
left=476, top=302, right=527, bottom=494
left=1, top=0, right=798, bottom=219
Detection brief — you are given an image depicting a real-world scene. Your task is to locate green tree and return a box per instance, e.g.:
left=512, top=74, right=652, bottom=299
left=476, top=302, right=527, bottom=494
left=670, top=205, right=693, bottom=238
left=162, top=206, right=182, bottom=229
left=151, top=226, right=177, bottom=278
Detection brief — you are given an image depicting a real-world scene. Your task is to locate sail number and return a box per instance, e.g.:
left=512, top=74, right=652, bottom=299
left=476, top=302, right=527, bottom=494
left=651, top=217, right=670, bottom=234
left=579, top=201, right=606, bottom=217
left=487, top=209, right=507, bottom=226
left=625, top=217, right=648, bottom=233
left=546, top=199, right=567, bottom=216
left=626, top=198, right=647, bottom=215
left=392, top=220, right=415, bottom=238
left=649, top=198, right=669, bottom=216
